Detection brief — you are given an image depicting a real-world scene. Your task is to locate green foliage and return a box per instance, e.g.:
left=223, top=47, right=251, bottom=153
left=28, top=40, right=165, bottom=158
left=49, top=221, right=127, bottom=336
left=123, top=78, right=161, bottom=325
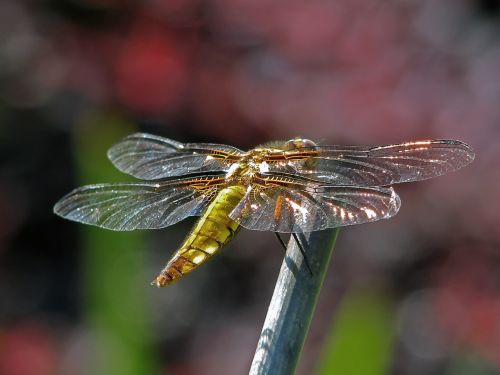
left=74, top=112, right=157, bottom=375
left=316, top=288, right=395, bottom=375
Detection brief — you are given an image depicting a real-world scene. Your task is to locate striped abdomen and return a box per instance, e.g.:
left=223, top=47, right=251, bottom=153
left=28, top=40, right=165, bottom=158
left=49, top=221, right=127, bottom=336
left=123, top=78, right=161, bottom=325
left=152, top=185, right=246, bottom=287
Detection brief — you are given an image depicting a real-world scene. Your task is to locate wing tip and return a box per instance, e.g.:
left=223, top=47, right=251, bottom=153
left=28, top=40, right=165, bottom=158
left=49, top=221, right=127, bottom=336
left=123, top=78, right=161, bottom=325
left=413, top=139, right=475, bottom=174
left=52, top=201, right=64, bottom=217
left=53, top=199, right=137, bottom=232
left=52, top=190, right=76, bottom=218
left=444, top=139, right=475, bottom=170
left=387, top=187, right=401, bottom=217
left=434, top=139, right=475, bottom=157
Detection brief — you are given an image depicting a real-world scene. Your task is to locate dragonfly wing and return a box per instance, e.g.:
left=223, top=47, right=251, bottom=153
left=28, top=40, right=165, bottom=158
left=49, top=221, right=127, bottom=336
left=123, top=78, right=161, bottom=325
left=266, top=140, right=474, bottom=186
left=228, top=174, right=401, bottom=233
left=107, top=133, right=244, bottom=180
left=53, top=176, right=224, bottom=231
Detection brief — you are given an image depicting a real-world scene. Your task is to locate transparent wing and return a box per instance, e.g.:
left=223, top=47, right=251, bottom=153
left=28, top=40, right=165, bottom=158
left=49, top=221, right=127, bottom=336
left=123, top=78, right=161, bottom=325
left=265, top=140, right=474, bottom=186
left=107, top=133, right=244, bottom=180
left=229, top=174, right=401, bottom=233
left=53, top=176, right=224, bottom=231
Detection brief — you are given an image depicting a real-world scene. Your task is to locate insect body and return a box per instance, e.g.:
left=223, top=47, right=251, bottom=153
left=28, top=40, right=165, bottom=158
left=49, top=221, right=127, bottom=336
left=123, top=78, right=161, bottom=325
left=53, top=134, right=474, bottom=287
left=155, top=185, right=244, bottom=286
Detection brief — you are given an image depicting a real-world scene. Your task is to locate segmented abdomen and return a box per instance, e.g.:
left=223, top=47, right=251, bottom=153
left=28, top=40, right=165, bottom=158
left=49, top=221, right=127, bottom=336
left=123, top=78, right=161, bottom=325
left=153, top=185, right=245, bottom=287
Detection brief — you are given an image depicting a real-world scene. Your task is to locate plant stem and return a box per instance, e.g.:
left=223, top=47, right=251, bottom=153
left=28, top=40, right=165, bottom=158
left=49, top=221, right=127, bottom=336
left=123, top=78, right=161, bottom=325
left=249, top=228, right=340, bottom=375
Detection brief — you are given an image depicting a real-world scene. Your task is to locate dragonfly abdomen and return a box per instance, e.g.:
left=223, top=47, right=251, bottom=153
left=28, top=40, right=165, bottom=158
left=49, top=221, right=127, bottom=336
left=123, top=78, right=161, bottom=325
left=153, top=185, right=245, bottom=287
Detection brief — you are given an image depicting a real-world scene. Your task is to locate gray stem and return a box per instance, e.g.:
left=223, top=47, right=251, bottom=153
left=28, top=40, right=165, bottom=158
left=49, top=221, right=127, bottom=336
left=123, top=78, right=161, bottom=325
left=249, top=228, right=340, bottom=375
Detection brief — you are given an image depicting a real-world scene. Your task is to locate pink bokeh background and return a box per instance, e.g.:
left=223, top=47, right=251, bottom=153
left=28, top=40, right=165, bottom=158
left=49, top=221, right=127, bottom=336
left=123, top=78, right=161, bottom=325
left=1, top=0, right=500, bottom=374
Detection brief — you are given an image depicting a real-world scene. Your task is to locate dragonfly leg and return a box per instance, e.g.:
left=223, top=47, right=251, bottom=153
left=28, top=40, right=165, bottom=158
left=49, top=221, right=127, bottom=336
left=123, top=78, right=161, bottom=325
left=292, top=232, right=313, bottom=276
left=274, top=232, right=313, bottom=276
left=274, top=232, right=288, bottom=251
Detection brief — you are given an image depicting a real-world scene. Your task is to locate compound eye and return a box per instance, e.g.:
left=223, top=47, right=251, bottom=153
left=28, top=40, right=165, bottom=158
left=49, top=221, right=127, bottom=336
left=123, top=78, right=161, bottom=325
left=283, top=138, right=317, bottom=150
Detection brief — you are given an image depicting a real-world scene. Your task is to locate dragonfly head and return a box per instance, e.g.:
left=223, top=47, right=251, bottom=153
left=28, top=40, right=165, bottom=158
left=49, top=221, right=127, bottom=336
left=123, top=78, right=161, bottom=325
left=283, top=138, right=317, bottom=150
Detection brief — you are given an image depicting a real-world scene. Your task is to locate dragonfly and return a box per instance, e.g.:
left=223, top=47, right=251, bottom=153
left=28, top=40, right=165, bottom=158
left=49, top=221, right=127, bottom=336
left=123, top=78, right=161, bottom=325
left=53, top=133, right=474, bottom=287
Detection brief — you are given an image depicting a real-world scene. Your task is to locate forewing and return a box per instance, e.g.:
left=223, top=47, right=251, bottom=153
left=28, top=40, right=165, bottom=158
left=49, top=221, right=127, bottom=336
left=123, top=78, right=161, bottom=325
left=53, top=176, right=224, bottom=231
left=228, top=175, right=401, bottom=233
left=107, top=133, right=244, bottom=180
left=266, top=140, right=474, bottom=186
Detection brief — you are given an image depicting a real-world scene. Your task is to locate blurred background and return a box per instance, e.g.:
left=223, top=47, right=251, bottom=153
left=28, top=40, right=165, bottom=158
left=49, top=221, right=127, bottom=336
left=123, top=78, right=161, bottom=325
left=1, top=0, right=499, bottom=374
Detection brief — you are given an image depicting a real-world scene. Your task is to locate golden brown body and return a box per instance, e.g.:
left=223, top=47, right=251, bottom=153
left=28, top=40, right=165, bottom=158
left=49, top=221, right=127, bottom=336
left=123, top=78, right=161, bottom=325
left=152, top=185, right=245, bottom=287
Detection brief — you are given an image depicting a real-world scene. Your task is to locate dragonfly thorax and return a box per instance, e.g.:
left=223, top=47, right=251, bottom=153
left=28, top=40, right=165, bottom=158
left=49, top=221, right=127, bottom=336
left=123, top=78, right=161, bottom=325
left=225, top=150, right=273, bottom=184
